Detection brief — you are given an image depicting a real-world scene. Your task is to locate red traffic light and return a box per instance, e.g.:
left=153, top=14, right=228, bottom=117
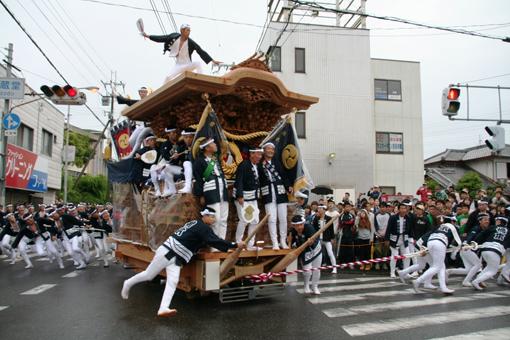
left=64, top=85, right=78, bottom=97
left=447, top=87, right=460, bottom=100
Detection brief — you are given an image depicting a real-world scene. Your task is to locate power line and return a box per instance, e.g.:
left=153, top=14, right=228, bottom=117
left=267, top=5, right=297, bottom=59
left=43, top=0, right=108, bottom=79
left=148, top=0, right=167, bottom=34
left=29, top=0, right=98, bottom=84
left=161, top=0, right=178, bottom=32
left=53, top=0, right=112, bottom=72
left=255, top=4, right=272, bottom=53
left=293, top=0, right=510, bottom=43
left=462, top=73, right=510, bottom=84
left=0, top=0, right=69, bottom=83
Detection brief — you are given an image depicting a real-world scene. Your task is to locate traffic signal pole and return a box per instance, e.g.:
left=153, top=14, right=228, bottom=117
left=0, top=43, right=13, bottom=206
left=64, top=104, right=70, bottom=204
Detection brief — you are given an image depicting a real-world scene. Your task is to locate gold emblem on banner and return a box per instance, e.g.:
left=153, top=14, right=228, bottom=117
left=282, top=144, right=298, bottom=169
left=118, top=133, right=130, bottom=149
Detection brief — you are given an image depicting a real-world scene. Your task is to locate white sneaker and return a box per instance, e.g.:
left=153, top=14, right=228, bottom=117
left=121, top=281, right=130, bottom=299
left=397, top=270, right=407, bottom=284
left=280, top=241, right=289, bottom=250
left=312, top=287, right=321, bottom=295
left=412, top=280, right=422, bottom=293
left=332, top=268, right=337, bottom=274
left=303, top=286, right=312, bottom=294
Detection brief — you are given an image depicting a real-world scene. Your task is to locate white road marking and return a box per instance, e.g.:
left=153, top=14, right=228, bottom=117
left=324, top=292, right=503, bottom=317
left=35, top=258, right=50, bottom=262
left=342, top=306, right=510, bottom=337
left=0, top=306, right=9, bottom=312
left=429, top=326, right=510, bottom=339
left=296, top=281, right=403, bottom=294
left=20, top=284, right=57, bottom=295
left=289, top=276, right=393, bottom=286
left=62, top=271, right=80, bottom=278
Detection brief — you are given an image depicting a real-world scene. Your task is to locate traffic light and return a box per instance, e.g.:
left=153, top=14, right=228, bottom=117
left=40, top=84, right=86, bottom=105
left=441, top=86, right=461, bottom=116
left=484, top=126, right=506, bottom=152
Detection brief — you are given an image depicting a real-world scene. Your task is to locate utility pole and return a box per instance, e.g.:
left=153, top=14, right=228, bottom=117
left=0, top=43, right=13, bottom=206
left=63, top=105, right=70, bottom=204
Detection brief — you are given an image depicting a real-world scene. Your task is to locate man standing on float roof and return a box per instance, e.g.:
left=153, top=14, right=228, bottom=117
left=141, top=23, right=221, bottom=82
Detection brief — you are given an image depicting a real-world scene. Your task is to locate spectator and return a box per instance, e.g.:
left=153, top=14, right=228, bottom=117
left=374, top=202, right=391, bottom=270
left=434, top=186, right=448, bottom=201
left=338, top=202, right=356, bottom=265
left=369, top=185, right=382, bottom=200
left=464, top=199, right=495, bottom=234
left=492, top=187, right=509, bottom=206
left=416, top=183, right=430, bottom=202
left=342, top=192, right=353, bottom=205
left=355, top=209, right=375, bottom=270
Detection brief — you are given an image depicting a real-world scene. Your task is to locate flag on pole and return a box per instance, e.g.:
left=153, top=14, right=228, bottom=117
left=260, top=115, right=314, bottom=200
left=191, top=103, right=228, bottom=161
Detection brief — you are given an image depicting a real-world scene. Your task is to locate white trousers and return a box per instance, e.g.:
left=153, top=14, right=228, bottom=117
left=265, top=200, right=288, bottom=246
left=447, top=249, right=481, bottom=284
left=303, top=254, right=322, bottom=290
left=208, top=200, right=229, bottom=240
left=322, top=241, right=337, bottom=267
left=123, top=246, right=181, bottom=311
left=181, top=161, right=192, bottom=191
left=390, top=237, right=410, bottom=274
left=498, top=249, right=510, bottom=282
left=235, top=200, right=260, bottom=248
left=399, top=253, right=433, bottom=286
left=165, top=61, right=202, bottom=83
left=472, top=251, right=501, bottom=285
left=94, top=237, right=109, bottom=266
left=19, top=238, right=45, bottom=267
left=71, top=236, right=89, bottom=265
left=81, top=231, right=92, bottom=256
left=150, top=164, right=181, bottom=196
left=408, top=238, right=416, bottom=265
left=43, top=238, right=63, bottom=268
left=416, top=240, right=448, bottom=291
left=1, top=234, right=16, bottom=260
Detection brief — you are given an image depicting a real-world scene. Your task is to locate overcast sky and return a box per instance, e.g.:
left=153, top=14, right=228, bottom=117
left=2, top=0, right=509, bottom=158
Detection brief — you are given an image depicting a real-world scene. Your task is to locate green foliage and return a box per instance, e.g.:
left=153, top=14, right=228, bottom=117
left=456, top=171, right=483, bottom=198
left=65, top=131, right=92, bottom=167
left=59, top=175, right=108, bottom=204
left=425, top=178, right=439, bottom=191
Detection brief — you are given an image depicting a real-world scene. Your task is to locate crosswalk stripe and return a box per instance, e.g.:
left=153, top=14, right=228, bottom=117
left=62, top=271, right=80, bottom=278
left=20, top=284, right=57, bottom=295
left=324, top=292, right=503, bottom=317
left=296, top=281, right=403, bottom=294
left=429, top=326, right=510, bottom=339
left=342, top=305, right=510, bottom=337
left=0, top=306, right=9, bottom=312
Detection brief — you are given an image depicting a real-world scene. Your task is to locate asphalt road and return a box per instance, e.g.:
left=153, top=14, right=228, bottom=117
left=1, top=252, right=510, bottom=340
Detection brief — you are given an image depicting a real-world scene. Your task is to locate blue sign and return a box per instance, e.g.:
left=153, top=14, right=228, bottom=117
left=3, top=112, right=21, bottom=130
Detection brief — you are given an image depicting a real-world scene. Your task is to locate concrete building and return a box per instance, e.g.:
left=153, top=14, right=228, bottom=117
left=68, top=125, right=107, bottom=177
left=259, top=1, right=424, bottom=200
left=425, top=144, right=510, bottom=189
left=1, top=65, right=65, bottom=204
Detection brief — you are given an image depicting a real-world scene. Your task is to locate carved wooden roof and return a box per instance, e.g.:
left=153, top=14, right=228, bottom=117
left=121, top=61, right=319, bottom=134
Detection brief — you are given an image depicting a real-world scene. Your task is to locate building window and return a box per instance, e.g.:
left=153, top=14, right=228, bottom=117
left=295, top=48, right=305, bottom=73
left=376, top=132, right=403, bottom=154
left=42, top=129, right=53, bottom=157
left=268, top=46, right=281, bottom=72
left=16, top=124, right=34, bottom=151
left=295, top=111, right=306, bottom=138
left=380, top=186, right=396, bottom=195
left=374, top=79, right=402, bottom=101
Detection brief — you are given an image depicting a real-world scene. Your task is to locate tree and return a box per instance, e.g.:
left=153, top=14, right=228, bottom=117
left=425, top=178, right=439, bottom=191
left=65, top=131, right=92, bottom=168
left=59, top=175, right=108, bottom=203
left=456, top=171, right=483, bottom=198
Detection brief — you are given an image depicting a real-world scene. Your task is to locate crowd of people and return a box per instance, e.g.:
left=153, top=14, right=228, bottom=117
left=0, top=202, right=114, bottom=270
left=293, top=184, right=510, bottom=294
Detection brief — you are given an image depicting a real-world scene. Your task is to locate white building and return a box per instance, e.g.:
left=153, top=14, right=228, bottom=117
left=68, top=124, right=107, bottom=177
left=259, top=1, right=423, bottom=199
left=1, top=65, right=65, bottom=204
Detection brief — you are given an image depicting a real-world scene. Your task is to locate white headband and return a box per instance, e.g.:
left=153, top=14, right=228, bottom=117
left=181, top=130, right=195, bottom=136
left=200, top=208, right=216, bottom=216
left=144, top=135, right=157, bottom=141
left=180, top=23, right=190, bottom=30
left=291, top=218, right=306, bottom=225
left=318, top=205, right=327, bottom=209
left=295, top=191, right=308, bottom=199
left=249, top=148, right=263, bottom=153
left=164, top=128, right=176, bottom=133
left=262, top=142, right=275, bottom=149
left=199, top=138, right=214, bottom=149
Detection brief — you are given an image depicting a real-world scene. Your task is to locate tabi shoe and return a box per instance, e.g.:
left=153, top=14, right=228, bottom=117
left=462, top=281, right=473, bottom=288
left=76, top=263, right=87, bottom=270
left=412, top=280, right=422, bottom=293
left=423, top=283, right=438, bottom=290
left=479, top=282, right=487, bottom=288
left=332, top=268, right=337, bottom=274
left=272, top=243, right=280, bottom=251
left=312, top=287, right=321, bottom=295
left=24, top=264, right=34, bottom=269
left=280, top=241, right=289, bottom=250
left=471, top=282, right=484, bottom=291
left=177, top=186, right=191, bottom=194
left=375, top=263, right=381, bottom=270
left=58, top=262, right=65, bottom=269
left=121, top=281, right=130, bottom=299
left=397, top=270, right=409, bottom=284
left=303, top=286, right=312, bottom=294
left=157, top=308, right=177, bottom=317
left=247, top=246, right=263, bottom=251
left=440, top=288, right=455, bottom=295
left=390, top=272, right=397, bottom=279
left=409, top=271, right=419, bottom=278
left=497, top=276, right=510, bottom=286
